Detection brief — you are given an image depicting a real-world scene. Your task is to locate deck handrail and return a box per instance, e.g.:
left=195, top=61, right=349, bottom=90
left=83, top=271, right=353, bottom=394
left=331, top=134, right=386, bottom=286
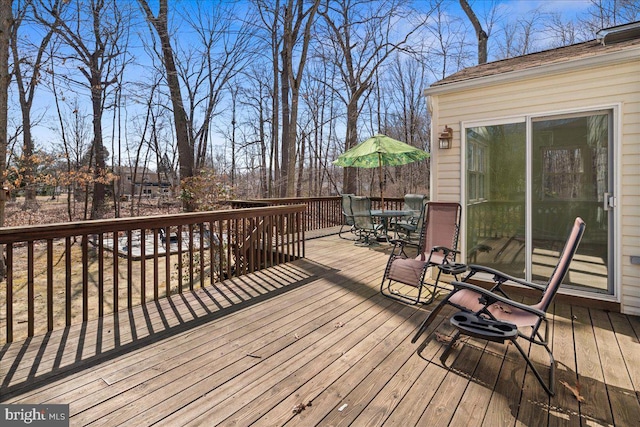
left=230, top=196, right=405, bottom=232
left=0, top=204, right=306, bottom=343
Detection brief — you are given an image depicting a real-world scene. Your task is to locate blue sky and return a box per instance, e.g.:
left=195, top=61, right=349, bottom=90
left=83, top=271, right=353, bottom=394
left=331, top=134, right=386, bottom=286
left=11, top=0, right=609, bottom=168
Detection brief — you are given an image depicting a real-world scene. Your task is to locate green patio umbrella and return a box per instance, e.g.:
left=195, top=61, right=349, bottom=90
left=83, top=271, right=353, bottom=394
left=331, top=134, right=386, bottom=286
left=333, top=134, right=430, bottom=210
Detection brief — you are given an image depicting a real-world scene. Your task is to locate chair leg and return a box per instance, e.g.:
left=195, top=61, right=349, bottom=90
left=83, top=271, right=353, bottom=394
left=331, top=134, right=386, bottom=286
left=511, top=339, right=556, bottom=396
left=411, top=297, right=450, bottom=343
left=381, top=279, right=416, bottom=304
left=339, top=224, right=356, bottom=240
left=439, top=330, right=462, bottom=366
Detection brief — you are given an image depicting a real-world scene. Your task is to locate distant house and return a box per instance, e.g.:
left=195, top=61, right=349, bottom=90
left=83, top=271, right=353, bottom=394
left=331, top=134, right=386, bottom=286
left=115, top=166, right=171, bottom=199
left=425, top=22, right=640, bottom=314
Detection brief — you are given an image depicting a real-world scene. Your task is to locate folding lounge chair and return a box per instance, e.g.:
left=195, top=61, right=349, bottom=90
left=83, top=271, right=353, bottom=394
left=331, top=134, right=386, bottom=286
left=338, top=193, right=356, bottom=239
left=350, top=195, right=383, bottom=246
left=412, top=217, right=586, bottom=396
left=392, top=194, right=426, bottom=242
left=380, top=202, right=461, bottom=304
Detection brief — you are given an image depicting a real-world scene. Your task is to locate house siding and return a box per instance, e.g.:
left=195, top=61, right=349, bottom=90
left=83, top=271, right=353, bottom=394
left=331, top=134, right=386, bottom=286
left=429, top=57, right=640, bottom=314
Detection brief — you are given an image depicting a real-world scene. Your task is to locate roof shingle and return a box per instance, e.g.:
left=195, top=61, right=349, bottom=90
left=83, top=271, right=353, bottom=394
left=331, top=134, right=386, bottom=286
left=432, top=36, right=640, bottom=87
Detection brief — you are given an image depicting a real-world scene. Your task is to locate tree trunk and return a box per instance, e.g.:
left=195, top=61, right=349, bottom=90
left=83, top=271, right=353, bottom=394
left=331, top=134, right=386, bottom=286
left=460, top=0, right=488, bottom=64
left=11, top=2, right=54, bottom=210
left=138, top=0, right=194, bottom=210
left=296, top=131, right=305, bottom=196
left=343, top=99, right=359, bottom=195
left=280, top=39, right=291, bottom=197
left=0, top=0, right=10, bottom=280
left=90, top=75, right=107, bottom=219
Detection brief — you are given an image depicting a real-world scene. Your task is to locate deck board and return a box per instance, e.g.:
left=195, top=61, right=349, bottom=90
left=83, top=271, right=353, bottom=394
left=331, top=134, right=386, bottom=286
left=1, top=234, right=639, bottom=426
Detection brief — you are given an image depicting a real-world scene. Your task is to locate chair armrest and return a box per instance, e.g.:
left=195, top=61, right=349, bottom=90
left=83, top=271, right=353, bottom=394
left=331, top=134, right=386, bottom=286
left=432, top=246, right=460, bottom=255
left=424, top=246, right=459, bottom=262
left=390, top=238, right=418, bottom=248
left=388, top=238, right=418, bottom=258
left=450, top=280, right=546, bottom=318
left=467, top=264, right=547, bottom=291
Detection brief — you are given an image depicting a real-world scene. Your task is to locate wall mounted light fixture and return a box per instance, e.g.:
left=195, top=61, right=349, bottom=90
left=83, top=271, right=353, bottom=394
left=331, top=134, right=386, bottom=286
left=438, top=125, right=453, bottom=149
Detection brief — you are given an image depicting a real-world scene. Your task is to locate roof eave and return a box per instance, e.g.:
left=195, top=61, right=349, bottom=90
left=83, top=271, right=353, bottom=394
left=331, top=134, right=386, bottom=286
left=423, top=46, right=640, bottom=97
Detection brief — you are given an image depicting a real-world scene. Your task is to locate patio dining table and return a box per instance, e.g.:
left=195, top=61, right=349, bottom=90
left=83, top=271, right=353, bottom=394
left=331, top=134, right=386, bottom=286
left=370, top=209, right=413, bottom=241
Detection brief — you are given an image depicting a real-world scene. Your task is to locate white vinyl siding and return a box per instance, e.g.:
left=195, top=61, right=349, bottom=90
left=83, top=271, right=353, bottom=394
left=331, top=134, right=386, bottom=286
left=429, top=55, right=640, bottom=314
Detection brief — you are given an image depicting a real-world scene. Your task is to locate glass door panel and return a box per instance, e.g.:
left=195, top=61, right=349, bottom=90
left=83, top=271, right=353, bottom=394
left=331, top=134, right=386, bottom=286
left=466, top=123, right=526, bottom=278
left=531, top=112, right=611, bottom=292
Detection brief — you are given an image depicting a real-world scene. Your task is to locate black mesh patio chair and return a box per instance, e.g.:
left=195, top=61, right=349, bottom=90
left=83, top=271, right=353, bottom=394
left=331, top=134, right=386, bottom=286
left=412, top=217, right=586, bottom=396
left=350, top=195, right=383, bottom=246
left=392, top=194, right=427, bottom=242
left=381, top=202, right=461, bottom=304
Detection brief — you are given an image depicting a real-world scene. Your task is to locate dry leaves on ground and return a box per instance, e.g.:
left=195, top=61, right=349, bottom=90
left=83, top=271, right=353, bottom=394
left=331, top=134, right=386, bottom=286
left=435, top=331, right=459, bottom=348
left=560, top=380, right=586, bottom=402
left=292, top=401, right=312, bottom=414
left=495, top=304, right=512, bottom=314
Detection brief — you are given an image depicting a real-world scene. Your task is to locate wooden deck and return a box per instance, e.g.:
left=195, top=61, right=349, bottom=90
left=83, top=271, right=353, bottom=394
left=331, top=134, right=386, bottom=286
left=1, top=233, right=640, bottom=426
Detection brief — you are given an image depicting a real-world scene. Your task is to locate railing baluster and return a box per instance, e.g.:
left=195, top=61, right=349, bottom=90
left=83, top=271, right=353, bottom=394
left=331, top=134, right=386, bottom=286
left=6, top=243, right=13, bottom=342
left=82, top=235, right=88, bottom=322
left=199, top=223, right=205, bottom=288
left=188, top=224, right=194, bottom=290
left=98, top=234, right=104, bottom=318
left=140, top=228, right=146, bottom=305
left=127, top=230, right=133, bottom=309
left=208, top=221, right=215, bottom=285
left=47, top=239, right=53, bottom=331
left=113, top=232, right=119, bottom=314
left=164, top=226, right=170, bottom=297
left=65, top=237, right=71, bottom=327
left=27, top=241, right=34, bottom=337
left=153, top=228, right=159, bottom=301
left=177, top=225, right=183, bottom=293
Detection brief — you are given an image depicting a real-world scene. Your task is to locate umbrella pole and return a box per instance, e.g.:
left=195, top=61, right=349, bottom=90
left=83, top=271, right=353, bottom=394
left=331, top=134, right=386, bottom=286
left=378, top=153, right=384, bottom=212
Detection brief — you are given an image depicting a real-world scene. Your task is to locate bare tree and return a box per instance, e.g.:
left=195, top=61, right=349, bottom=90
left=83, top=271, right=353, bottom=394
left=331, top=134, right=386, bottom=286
left=318, top=0, right=431, bottom=195
left=253, top=0, right=320, bottom=197
left=384, top=54, right=430, bottom=194
left=424, top=1, right=471, bottom=80
left=578, top=0, right=640, bottom=40
left=280, top=0, right=320, bottom=197
left=0, top=0, right=11, bottom=280
left=460, top=0, right=488, bottom=64
left=178, top=2, right=252, bottom=171
left=10, top=0, right=56, bottom=210
left=138, top=0, right=193, bottom=209
left=36, top=0, right=131, bottom=219
left=236, top=65, right=275, bottom=198
left=546, top=13, right=579, bottom=48
left=252, top=0, right=282, bottom=198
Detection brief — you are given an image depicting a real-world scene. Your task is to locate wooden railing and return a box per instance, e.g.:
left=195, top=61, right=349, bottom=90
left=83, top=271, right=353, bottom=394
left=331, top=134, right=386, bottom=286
left=231, top=196, right=405, bottom=232
left=467, top=199, right=605, bottom=243
left=0, top=205, right=306, bottom=343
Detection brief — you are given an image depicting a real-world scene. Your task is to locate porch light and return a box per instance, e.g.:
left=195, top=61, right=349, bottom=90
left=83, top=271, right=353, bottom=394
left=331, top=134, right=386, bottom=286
left=438, top=126, right=453, bottom=149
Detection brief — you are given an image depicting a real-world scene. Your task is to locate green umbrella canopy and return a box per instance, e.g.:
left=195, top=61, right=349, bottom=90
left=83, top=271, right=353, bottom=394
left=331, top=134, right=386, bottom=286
left=333, top=134, right=430, bottom=168
left=333, top=134, right=430, bottom=210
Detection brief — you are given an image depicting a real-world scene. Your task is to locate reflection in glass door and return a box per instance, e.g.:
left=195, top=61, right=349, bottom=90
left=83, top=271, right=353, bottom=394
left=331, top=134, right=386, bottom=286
left=465, top=123, right=526, bottom=279
left=532, top=112, right=611, bottom=293
left=465, top=111, right=612, bottom=295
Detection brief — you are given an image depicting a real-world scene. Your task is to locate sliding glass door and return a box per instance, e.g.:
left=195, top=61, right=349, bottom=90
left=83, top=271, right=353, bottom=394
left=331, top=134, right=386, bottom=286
left=465, top=122, right=526, bottom=279
left=531, top=112, right=611, bottom=292
left=465, top=110, right=612, bottom=294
